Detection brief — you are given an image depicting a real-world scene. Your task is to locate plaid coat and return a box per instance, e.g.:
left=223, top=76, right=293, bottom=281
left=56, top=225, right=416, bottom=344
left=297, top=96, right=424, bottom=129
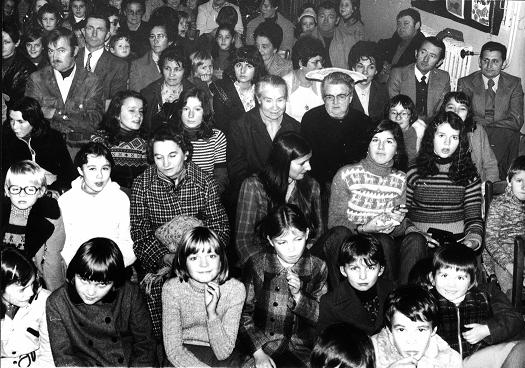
left=239, top=249, right=328, bottom=364
left=130, top=162, right=230, bottom=337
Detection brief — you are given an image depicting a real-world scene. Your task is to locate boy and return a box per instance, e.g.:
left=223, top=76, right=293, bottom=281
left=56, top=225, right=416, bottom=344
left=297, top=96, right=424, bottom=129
left=58, top=142, right=136, bottom=267
left=317, top=234, right=394, bottom=335
left=371, top=285, right=462, bottom=368
left=2, top=161, right=65, bottom=290
left=431, top=245, right=525, bottom=368
left=109, top=33, right=131, bottom=60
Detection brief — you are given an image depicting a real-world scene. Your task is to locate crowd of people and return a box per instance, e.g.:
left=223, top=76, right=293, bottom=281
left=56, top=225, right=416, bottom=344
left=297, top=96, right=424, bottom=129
left=2, top=0, right=525, bottom=367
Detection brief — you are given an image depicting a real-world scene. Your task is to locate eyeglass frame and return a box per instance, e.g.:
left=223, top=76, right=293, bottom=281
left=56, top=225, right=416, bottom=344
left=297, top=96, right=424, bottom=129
left=7, top=186, right=41, bottom=195
left=149, top=33, right=167, bottom=40
left=323, top=93, right=351, bottom=104
left=389, top=110, right=411, bottom=119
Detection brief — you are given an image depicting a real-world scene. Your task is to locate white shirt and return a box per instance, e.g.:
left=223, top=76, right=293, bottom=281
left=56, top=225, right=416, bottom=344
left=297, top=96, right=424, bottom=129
left=414, top=65, right=430, bottom=83
left=83, top=46, right=104, bottom=71
left=482, top=74, right=500, bottom=91
left=53, top=64, right=76, bottom=103
left=354, top=83, right=371, bottom=116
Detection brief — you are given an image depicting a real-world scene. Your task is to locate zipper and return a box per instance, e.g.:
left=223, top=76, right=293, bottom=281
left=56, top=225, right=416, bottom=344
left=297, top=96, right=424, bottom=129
left=455, top=305, right=463, bottom=357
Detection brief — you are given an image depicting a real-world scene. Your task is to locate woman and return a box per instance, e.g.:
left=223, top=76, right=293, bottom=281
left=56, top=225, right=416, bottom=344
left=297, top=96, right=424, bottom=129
left=441, top=91, right=499, bottom=182
left=173, top=87, right=228, bottom=194
left=319, top=120, right=426, bottom=286
left=2, top=96, right=76, bottom=195
left=254, top=21, right=292, bottom=77
left=140, top=46, right=194, bottom=135
left=282, top=35, right=324, bottom=122
left=2, top=22, right=36, bottom=103
left=406, top=111, right=483, bottom=262
left=21, top=28, right=48, bottom=68
left=36, top=3, right=62, bottom=34
left=209, top=45, right=265, bottom=134
left=235, top=131, right=323, bottom=266
left=91, top=90, right=149, bottom=190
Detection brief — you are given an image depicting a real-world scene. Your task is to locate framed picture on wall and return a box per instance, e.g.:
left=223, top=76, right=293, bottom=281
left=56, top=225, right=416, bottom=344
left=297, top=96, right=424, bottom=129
left=411, top=0, right=505, bottom=35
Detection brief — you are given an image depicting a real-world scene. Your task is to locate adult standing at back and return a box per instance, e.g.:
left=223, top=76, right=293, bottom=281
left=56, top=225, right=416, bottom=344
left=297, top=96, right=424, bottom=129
left=254, top=21, right=292, bottom=77
left=329, top=0, right=364, bottom=69
left=120, top=0, right=150, bottom=58
left=310, top=1, right=338, bottom=67
left=196, top=0, right=243, bottom=38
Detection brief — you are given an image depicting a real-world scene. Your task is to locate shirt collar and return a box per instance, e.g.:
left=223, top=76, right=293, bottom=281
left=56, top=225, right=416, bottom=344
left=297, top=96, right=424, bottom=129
left=414, top=65, right=430, bottom=82
left=54, top=63, right=77, bottom=80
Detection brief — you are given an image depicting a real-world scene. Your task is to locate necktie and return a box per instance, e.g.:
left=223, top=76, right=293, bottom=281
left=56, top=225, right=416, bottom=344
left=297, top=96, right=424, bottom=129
left=487, top=78, right=495, bottom=100
left=86, top=52, right=92, bottom=72
left=485, top=78, right=496, bottom=121
left=420, top=75, right=426, bottom=85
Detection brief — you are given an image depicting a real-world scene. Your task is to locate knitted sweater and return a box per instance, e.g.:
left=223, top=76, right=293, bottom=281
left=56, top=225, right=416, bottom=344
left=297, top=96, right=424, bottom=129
left=162, top=277, right=246, bottom=367
left=406, top=164, right=483, bottom=246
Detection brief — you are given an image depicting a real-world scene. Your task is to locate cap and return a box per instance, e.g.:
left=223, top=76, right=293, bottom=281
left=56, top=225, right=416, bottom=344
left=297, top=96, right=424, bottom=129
left=298, top=7, right=316, bottom=23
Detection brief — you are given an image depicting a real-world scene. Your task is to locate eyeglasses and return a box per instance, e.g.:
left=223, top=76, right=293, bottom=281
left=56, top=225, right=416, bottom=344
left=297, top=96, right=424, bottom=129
left=323, top=93, right=351, bottom=104
left=149, top=33, right=167, bottom=40
left=389, top=111, right=410, bottom=119
left=8, top=186, right=41, bottom=195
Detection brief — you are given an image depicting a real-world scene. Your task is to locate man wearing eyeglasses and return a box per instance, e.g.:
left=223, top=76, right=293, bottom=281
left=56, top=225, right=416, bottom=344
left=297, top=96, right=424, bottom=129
left=301, top=71, right=375, bottom=223
left=76, top=11, right=128, bottom=110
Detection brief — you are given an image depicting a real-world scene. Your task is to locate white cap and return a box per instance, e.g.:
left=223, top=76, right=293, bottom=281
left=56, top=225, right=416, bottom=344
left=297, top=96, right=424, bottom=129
left=298, top=7, right=316, bottom=23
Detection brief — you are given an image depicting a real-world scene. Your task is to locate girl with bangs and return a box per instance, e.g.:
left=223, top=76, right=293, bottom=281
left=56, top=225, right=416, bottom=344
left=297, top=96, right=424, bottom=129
left=46, top=237, right=155, bottom=367
left=162, top=227, right=245, bottom=367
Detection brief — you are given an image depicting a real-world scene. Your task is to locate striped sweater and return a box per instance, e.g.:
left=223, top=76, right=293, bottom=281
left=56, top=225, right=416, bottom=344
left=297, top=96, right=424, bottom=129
left=190, top=128, right=226, bottom=173
left=406, top=164, right=483, bottom=246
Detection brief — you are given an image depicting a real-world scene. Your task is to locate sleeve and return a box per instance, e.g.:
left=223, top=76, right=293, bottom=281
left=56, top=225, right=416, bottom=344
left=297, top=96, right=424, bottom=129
left=213, top=167, right=229, bottom=195
left=109, top=60, right=128, bottom=99
left=290, top=260, right=328, bottom=324
left=406, top=169, right=416, bottom=209
left=245, top=20, right=256, bottom=45
left=202, top=176, right=230, bottom=247
left=475, top=125, right=500, bottom=183
left=61, top=76, right=104, bottom=134
left=52, top=132, right=76, bottom=192
left=493, top=78, right=524, bottom=131
left=226, top=119, right=249, bottom=192
left=209, top=82, right=232, bottom=134
left=196, top=6, right=207, bottom=34
left=130, top=174, right=169, bottom=273
left=308, top=180, right=325, bottom=245
left=128, top=285, right=156, bottom=366
left=207, top=282, right=246, bottom=360
left=128, top=61, right=140, bottom=92
left=316, top=293, right=336, bottom=336
left=280, top=19, right=295, bottom=52
left=462, top=178, right=483, bottom=248
left=116, top=193, right=137, bottom=267
left=485, top=283, right=525, bottom=344
left=328, top=169, right=355, bottom=230
left=162, top=280, right=207, bottom=367
left=213, top=129, right=227, bottom=165
left=484, top=199, right=514, bottom=270
left=36, top=292, right=55, bottom=367
left=234, top=6, right=243, bottom=35
left=387, top=67, right=401, bottom=99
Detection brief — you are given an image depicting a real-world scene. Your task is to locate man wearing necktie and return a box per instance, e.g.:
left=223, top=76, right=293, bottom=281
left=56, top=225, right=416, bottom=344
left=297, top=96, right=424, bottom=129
left=458, top=42, right=524, bottom=178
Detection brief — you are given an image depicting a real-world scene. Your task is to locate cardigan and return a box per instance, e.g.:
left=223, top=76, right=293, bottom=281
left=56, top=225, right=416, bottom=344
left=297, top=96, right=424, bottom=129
left=46, top=282, right=155, bottom=367
left=162, top=277, right=246, bottom=367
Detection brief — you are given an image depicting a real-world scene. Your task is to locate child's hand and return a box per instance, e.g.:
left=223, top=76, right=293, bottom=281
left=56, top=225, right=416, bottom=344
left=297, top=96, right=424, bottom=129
left=253, top=348, right=276, bottom=368
left=390, top=204, right=408, bottom=223
left=462, top=323, right=490, bottom=344
left=204, top=282, right=220, bottom=319
left=387, top=356, right=418, bottom=367
left=420, top=232, right=441, bottom=248
left=286, top=269, right=302, bottom=298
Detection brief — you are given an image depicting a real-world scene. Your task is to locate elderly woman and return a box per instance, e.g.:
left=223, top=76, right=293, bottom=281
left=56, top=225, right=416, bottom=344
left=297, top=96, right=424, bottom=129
left=209, top=45, right=266, bottom=134
left=282, top=35, right=324, bottom=123
left=130, top=125, right=230, bottom=339
left=254, top=21, right=292, bottom=77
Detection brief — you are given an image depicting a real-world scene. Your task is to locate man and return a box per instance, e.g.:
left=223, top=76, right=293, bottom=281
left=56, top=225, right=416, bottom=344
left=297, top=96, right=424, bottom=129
left=120, top=0, right=150, bottom=58
left=76, top=11, right=128, bottom=108
left=26, top=27, right=103, bottom=157
left=246, top=0, right=295, bottom=54
left=311, top=1, right=339, bottom=67
left=196, top=0, right=243, bottom=36
left=388, top=36, right=450, bottom=123
left=458, top=41, right=524, bottom=178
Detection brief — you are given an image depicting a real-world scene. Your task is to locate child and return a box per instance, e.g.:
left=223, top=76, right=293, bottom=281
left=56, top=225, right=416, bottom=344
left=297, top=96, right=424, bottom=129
left=311, top=323, right=375, bottom=368
left=483, top=155, right=525, bottom=296
left=431, top=245, right=525, bottom=368
left=189, top=49, right=214, bottom=85
left=46, top=237, right=155, bottom=366
left=372, top=284, right=461, bottom=368
left=317, top=234, right=394, bottom=335
left=1, top=248, right=54, bottom=367
left=2, top=160, right=65, bottom=291
left=109, top=32, right=131, bottom=60
left=162, top=227, right=246, bottom=367
left=211, top=24, right=236, bottom=78
left=239, top=204, right=328, bottom=368
left=58, top=142, right=135, bottom=267
left=295, top=6, right=316, bottom=39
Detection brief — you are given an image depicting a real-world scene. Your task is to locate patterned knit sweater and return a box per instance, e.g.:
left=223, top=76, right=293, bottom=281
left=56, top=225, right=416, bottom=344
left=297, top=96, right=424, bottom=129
left=406, top=164, right=483, bottom=246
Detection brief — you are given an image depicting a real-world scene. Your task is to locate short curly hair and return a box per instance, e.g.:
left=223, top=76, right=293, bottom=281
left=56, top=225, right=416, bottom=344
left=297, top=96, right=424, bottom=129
left=291, top=35, right=324, bottom=70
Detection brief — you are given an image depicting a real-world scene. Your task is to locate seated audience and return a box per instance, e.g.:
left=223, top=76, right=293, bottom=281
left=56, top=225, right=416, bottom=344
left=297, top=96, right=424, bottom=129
left=58, top=142, right=136, bottom=267
left=36, top=3, right=62, bottom=34
left=108, top=31, right=132, bottom=62
left=196, top=0, right=243, bottom=37
left=120, top=0, right=150, bottom=58
left=318, top=234, right=394, bottom=335
left=70, top=17, right=86, bottom=48
left=104, top=5, right=121, bottom=46
left=310, top=1, right=339, bottom=67
left=2, top=161, right=65, bottom=291
left=329, top=0, right=364, bottom=69
left=254, top=21, right=293, bottom=77
left=64, top=0, right=88, bottom=28
left=21, top=27, right=49, bottom=68
left=46, top=238, right=156, bottom=367
left=162, top=227, right=245, bottom=367
left=188, top=49, right=215, bottom=88
left=371, top=285, right=462, bottom=368
left=1, top=248, right=54, bottom=367
left=211, top=24, right=236, bottom=78
left=239, top=204, right=328, bottom=368
left=295, top=6, right=317, bottom=40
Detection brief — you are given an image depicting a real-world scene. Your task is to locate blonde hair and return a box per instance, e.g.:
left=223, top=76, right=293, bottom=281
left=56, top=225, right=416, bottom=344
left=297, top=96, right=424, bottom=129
left=5, top=160, right=47, bottom=189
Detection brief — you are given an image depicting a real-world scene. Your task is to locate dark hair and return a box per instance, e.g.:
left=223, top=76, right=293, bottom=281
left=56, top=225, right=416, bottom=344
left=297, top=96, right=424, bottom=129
left=416, top=111, right=479, bottom=186
left=147, top=124, right=193, bottom=163
left=123, top=0, right=145, bottom=11
left=407, top=257, right=433, bottom=290
left=74, top=141, right=115, bottom=169
left=317, top=1, right=338, bottom=14
left=291, top=35, right=324, bottom=70
left=46, top=26, right=78, bottom=52
left=348, top=40, right=383, bottom=73
left=8, top=96, right=50, bottom=137
left=1, top=248, right=39, bottom=319
left=216, top=5, right=237, bottom=28
left=338, top=234, right=386, bottom=267
left=211, top=24, right=236, bottom=59
left=260, top=203, right=310, bottom=241
left=176, top=10, right=189, bottom=20
left=384, top=284, right=439, bottom=329
left=86, top=10, right=111, bottom=31
left=101, top=90, right=147, bottom=144
left=384, top=94, right=418, bottom=125
left=105, top=5, right=120, bottom=18
left=3, top=20, right=20, bottom=43
left=108, top=31, right=130, bottom=49
left=254, top=21, right=283, bottom=50
left=66, top=237, right=126, bottom=289
left=259, top=0, right=279, bottom=7
left=396, top=8, right=421, bottom=25
left=67, top=0, right=90, bottom=24
left=225, top=45, right=266, bottom=84
left=508, top=155, right=525, bottom=181
left=311, top=323, right=375, bottom=368
left=369, top=120, right=408, bottom=171
left=159, top=46, right=188, bottom=76
left=149, top=9, right=179, bottom=42
left=341, top=0, right=362, bottom=25
left=22, top=26, right=44, bottom=45
left=172, top=226, right=229, bottom=284
left=174, top=87, right=213, bottom=139
left=440, top=91, right=475, bottom=132
left=481, top=41, right=507, bottom=61
left=431, top=244, right=477, bottom=287
left=420, top=36, right=446, bottom=61
left=37, top=3, right=63, bottom=26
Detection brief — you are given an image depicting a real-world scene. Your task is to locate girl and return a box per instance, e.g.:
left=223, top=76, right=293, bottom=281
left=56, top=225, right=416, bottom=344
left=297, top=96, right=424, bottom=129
left=211, top=24, right=236, bottom=78
left=239, top=204, right=328, bottom=368
left=36, top=3, right=62, bottom=34
left=65, top=0, right=87, bottom=26
left=295, top=6, right=316, bottom=39
left=46, top=238, right=155, bottom=366
left=483, top=155, right=525, bottom=296
left=236, top=131, right=323, bottom=266
left=1, top=248, right=54, bottom=367
left=329, top=0, right=365, bottom=69
left=22, top=28, right=48, bottom=68
left=162, top=227, right=245, bottom=367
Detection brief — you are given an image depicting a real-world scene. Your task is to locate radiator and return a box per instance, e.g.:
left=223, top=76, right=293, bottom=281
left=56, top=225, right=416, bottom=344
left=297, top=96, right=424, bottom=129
left=440, top=38, right=473, bottom=91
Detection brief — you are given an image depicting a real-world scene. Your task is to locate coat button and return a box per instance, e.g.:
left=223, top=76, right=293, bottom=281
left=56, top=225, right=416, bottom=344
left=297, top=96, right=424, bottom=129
left=111, top=337, right=118, bottom=343
left=11, top=352, right=16, bottom=355
left=88, top=340, right=93, bottom=346
left=274, top=286, right=280, bottom=291
left=118, top=357, right=124, bottom=364
left=273, top=302, right=278, bottom=307
left=79, top=322, right=84, bottom=327
left=269, top=332, right=274, bottom=336
left=105, top=317, right=111, bottom=323
left=270, top=317, right=275, bottom=322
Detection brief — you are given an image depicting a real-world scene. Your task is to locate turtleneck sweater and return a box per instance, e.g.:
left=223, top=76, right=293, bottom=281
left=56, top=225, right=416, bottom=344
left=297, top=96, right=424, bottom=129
left=328, top=155, right=407, bottom=230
